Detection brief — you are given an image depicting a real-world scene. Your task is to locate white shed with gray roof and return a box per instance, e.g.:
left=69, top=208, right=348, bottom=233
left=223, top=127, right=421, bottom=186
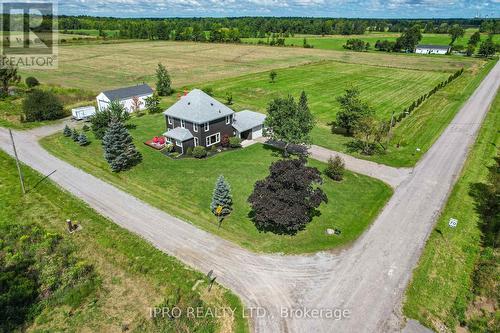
left=96, top=84, right=153, bottom=113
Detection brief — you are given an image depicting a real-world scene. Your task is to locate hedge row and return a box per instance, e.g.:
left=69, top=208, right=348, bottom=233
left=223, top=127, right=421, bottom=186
left=392, top=68, right=464, bottom=126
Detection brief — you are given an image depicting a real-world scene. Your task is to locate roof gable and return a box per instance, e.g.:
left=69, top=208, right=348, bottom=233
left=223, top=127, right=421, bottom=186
left=102, top=84, right=153, bottom=101
left=163, top=89, right=234, bottom=123
left=416, top=44, right=450, bottom=50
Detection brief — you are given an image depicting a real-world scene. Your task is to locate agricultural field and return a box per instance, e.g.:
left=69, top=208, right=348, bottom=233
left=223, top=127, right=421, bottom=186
left=404, top=85, right=499, bottom=332
left=41, top=114, right=392, bottom=254
left=242, top=30, right=500, bottom=52
left=19, top=40, right=477, bottom=92
left=0, top=150, right=247, bottom=332
left=170, top=57, right=493, bottom=166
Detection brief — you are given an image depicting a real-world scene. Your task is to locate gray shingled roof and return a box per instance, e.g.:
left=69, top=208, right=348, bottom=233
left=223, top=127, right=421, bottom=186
left=163, top=127, right=194, bottom=142
left=232, top=110, right=266, bottom=132
left=102, top=84, right=153, bottom=101
left=416, top=44, right=451, bottom=50
left=163, top=89, right=234, bottom=123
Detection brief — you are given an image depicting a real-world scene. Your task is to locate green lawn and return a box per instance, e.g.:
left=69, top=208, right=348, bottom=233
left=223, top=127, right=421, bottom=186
left=242, top=31, right=500, bottom=52
left=41, top=113, right=392, bottom=254
left=0, top=150, right=248, bottom=333
left=166, top=58, right=494, bottom=167
left=403, top=85, right=499, bottom=331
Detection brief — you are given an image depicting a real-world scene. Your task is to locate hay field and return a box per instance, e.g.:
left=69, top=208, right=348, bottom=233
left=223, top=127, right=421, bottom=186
left=20, top=40, right=476, bottom=92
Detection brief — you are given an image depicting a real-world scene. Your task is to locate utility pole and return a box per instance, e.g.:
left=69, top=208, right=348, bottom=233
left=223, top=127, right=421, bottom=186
left=9, top=129, right=26, bottom=194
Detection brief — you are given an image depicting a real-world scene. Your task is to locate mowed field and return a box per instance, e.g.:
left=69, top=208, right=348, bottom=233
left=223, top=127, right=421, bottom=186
left=20, top=40, right=477, bottom=92
left=242, top=30, right=500, bottom=52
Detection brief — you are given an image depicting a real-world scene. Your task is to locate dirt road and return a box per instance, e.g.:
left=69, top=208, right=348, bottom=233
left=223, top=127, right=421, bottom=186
left=1, top=61, right=498, bottom=332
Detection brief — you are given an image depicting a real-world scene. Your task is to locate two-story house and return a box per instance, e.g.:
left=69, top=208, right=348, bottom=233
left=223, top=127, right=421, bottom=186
left=163, top=89, right=266, bottom=154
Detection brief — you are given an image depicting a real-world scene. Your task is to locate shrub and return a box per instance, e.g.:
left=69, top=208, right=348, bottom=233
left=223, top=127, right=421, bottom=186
left=192, top=146, right=207, bottom=159
left=82, top=124, right=90, bottom=132
left=229, top=137, right=241, bottom=148
left=63, top=125, right=71, bottom=137
left=25, top=76, right=39, bottom=88
left=221, top=134, right=230, bottom=148
left=186, top=146, right=193, bottom=156
left=78, top=133, right=89, bottom=146
left=210, top=145, right=218, bottom=153
left=22, top=89, right=64, bottom=122
left=72, top=129, right=79, bottom=141
left=325, top=155, right=345, bottom=181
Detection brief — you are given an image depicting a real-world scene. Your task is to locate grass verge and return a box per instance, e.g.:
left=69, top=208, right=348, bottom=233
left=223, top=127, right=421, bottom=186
left=403, top=83, right=499, bottom=331
left=0, top=150, right=248, bottom=333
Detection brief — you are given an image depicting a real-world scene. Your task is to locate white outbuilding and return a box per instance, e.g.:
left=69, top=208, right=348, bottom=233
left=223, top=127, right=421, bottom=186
left=415, top=44, right=451, bottom=55
left=96, top=84, right=153, bottom=113
left=71, top=106, right=96, bottom=120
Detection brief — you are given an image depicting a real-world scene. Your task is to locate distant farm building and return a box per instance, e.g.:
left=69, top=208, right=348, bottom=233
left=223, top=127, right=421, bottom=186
left=415, top=45, right=451, bottom=55
left=96, top=84, right=153, bottom=113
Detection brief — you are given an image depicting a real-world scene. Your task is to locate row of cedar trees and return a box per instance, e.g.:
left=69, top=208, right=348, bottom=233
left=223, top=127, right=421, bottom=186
left=393, top=68, right=464, bottom=125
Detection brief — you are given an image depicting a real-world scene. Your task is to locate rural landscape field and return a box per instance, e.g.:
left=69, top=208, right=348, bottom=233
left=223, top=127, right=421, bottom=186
left=1, top=9, right=499, bottom=333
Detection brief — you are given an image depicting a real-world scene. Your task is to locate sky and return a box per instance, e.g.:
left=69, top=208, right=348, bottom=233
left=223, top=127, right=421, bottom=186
left=9, top=0, right=500, bottom=18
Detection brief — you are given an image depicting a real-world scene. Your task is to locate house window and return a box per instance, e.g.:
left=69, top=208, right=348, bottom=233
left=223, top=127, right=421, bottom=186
left=226, top=115, right=231, bottom=125
left=180, top=119, right=185, bottom=129
left=194, top=137, right=199, bottom=147
left=204, top=122, right=209, bottom=132
left=206, top=133, right=220, bottom=147
left=168, top=116, right=172, bottom=125
left=193, top=123, right=198, bottom=132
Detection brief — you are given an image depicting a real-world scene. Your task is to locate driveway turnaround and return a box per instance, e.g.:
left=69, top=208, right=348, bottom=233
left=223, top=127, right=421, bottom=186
left=1, top=61, right=498, bottom=333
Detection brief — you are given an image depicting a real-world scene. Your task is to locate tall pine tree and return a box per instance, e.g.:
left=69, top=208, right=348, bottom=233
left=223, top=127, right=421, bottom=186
left=102, top=118, right=142, bottom=172
left=210, top=175, right=233, bottom=218
left=156, top=63, right=172, bottom=96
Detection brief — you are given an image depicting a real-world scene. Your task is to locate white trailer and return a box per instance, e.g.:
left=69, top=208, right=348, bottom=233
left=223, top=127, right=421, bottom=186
left=72, top=106, right=96, bottom=120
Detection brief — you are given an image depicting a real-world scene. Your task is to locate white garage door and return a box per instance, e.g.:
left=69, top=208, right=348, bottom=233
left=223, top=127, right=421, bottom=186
left=252, top=125, right=263, bottom=139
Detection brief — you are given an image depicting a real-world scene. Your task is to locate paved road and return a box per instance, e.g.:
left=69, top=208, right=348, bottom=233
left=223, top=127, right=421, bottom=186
left=1, top=61, right=498, bottom=333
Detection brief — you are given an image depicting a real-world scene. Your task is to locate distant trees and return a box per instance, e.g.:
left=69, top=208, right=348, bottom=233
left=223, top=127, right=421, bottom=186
left=22, top=90, right=64, bottom=122
left=90, top=100, right=129, bottom=139
left=478, top=36, right=497, bottom=58
left=248, top=158, right=327, bottom=235
left=343, top=39, right=370, bottom=52
left=334, top=87, right=373, bottom=135
left=375, top=40, right=396, bottom=52
left=210, top=175, right=233, bottom=226
left=156, top=63, right=172, bottom=96
left=265, top=91, right=315, bottom=155
left=395, top=25, right=422, bottom=52
left=466, top=32, right=481, bottom=56
left=102, top=118, right=142, bottom=172
left=0, top=56, right=21, bottom=97
left=448, top=24, right=465, bottom=45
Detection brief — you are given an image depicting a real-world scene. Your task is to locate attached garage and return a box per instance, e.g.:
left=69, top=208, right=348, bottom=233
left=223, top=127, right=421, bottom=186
left=232, top=110, right=266, bottom=140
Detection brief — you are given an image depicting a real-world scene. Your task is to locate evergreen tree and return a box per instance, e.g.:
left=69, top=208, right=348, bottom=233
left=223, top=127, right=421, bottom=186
left=102, top=118, right=142, bottom=172
left=78, top=133, right=89, bottom=146
left=72, top=129, right=79, bottom=141
left=210, top=175, right=233, bottom=218
left=63, top=125, right=72, bottom=137
left=156, top=63, right=172, bottom=96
